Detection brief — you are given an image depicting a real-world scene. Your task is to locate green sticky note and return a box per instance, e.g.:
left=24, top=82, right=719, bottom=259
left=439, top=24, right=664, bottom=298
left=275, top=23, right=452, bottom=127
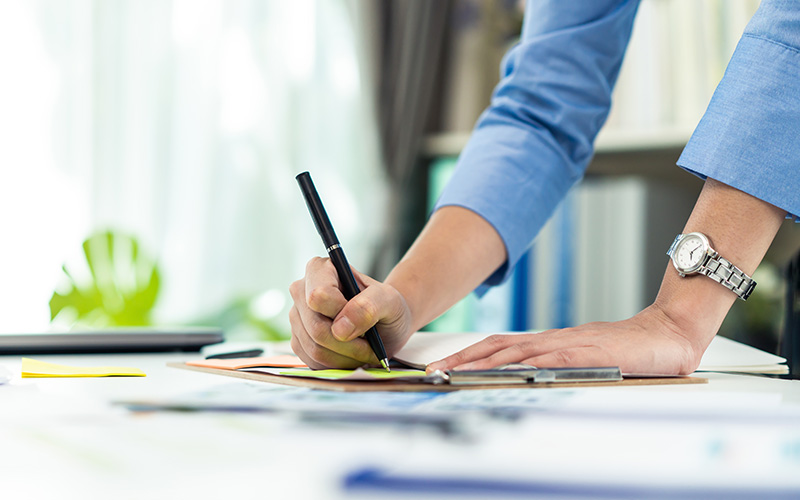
left=21, top=358, right=146, bottom=378
left=279, top=367, right=426, bottom=381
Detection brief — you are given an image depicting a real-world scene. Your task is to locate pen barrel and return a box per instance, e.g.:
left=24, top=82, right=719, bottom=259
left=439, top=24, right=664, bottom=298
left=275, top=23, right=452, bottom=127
left=364, top=325, right=388, bottom=362
left=328, top=247, right=360, bottom=300
left=296, top=170, right=389, bottom=364
left=296, top=171, right=339, bottom=249
left=329, top=246, right=388, bottom=362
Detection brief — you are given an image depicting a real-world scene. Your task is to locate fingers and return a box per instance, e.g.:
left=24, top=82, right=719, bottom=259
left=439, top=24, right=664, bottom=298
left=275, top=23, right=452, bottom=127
left=304, top=257, right=347, bottom=318
left=425, top=330, right=610, bottom=371
left=289, top=307, right=366, bottom=369
left=519, top=346, right=610, bottom=370
left=289, top=257, right=412, bottom=369
left=427, top=333, right=540, bottom=372
left=289, top=275, right=376, bottom=368
left=330, top=280, right=406, bottom=342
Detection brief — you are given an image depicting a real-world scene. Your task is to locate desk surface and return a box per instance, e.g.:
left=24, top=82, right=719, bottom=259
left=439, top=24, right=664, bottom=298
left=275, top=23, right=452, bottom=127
left=2, top=347, right=799, bottom=499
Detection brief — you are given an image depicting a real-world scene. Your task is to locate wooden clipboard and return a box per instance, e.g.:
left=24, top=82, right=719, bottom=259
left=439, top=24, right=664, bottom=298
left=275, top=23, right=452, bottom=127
left=168, top=362, right=707, bottom=392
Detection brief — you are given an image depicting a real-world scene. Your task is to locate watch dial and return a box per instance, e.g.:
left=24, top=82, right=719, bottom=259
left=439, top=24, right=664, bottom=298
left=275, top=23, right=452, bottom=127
left=675, top=235, right=705, bottom=270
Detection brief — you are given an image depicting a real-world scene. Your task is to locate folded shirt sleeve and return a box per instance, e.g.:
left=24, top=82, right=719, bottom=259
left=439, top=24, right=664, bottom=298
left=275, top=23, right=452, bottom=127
left=677, top=0, right=800, bottom=221
left=433, top=0, right=640, bottom=293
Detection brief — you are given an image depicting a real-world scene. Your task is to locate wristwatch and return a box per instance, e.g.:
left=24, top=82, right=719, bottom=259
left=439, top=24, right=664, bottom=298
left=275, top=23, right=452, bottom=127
left=666, top=232, right=756, bottom=301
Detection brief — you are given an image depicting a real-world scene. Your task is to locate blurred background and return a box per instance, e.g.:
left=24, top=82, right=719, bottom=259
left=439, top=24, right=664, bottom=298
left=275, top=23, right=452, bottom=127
left=1, top=0, right=797, bottom=354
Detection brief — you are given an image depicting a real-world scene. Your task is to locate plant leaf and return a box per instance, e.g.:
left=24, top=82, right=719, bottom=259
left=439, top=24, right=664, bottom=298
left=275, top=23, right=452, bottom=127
left=49, top=231, right=161, bottom=327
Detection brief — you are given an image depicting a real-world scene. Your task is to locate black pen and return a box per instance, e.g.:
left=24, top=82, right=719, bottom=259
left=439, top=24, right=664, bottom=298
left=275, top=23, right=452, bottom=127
left=205, top=349, right=264, bottom=360
left=296, top=171, right=391, bottom=372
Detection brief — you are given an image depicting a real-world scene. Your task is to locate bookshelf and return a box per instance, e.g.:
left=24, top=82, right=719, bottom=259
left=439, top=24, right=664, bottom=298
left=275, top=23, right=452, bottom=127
left=418, top=0, right=791, bottom=335
left=422, top=126, right=694, bottom=158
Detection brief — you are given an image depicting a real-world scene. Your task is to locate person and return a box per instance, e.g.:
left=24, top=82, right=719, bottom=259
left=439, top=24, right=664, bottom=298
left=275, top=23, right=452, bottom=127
left=288, top=0, right=799, bottom=375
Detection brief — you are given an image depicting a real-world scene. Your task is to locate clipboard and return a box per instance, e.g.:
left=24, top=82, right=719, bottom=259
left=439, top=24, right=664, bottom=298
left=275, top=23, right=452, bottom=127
left=168, top=362, right=707, bottom=392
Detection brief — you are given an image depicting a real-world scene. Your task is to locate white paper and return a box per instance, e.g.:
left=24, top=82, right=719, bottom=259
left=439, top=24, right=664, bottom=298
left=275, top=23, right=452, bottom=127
left=698, top=335, right=787, bottom=373
left=395, top=331, right=528, bottom=369
left=395, top=332, right=788, bottom=375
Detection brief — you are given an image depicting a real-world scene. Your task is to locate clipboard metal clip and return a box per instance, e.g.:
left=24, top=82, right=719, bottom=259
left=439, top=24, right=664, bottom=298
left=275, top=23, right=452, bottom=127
left=428, top=365, right=622, bottom=386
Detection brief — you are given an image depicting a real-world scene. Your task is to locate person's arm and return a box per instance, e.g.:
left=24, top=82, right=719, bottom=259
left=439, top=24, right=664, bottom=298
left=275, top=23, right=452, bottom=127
left=435, top=0, right=640, bottom=290
left=429, top=0, right=800, bottom=374
left=288, top=0, right=640, bottom=369
left=384, top=206, right=506, bottom=333
left=288, top=206, right=505, bottom=369
left=428, top=178, right=785, bottom=375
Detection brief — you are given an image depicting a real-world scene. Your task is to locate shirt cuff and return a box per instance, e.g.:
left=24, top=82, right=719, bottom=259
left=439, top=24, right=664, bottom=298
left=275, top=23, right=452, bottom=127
left=677, top=34, right=800, bottom=221
left=433, top=121, right=580, bottom=295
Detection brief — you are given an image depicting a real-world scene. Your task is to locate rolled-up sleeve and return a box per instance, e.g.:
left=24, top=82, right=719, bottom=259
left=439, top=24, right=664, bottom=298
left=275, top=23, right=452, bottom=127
left=677, top=0, right=800, bottom=220
left=433, top=0, right=640, bottom=292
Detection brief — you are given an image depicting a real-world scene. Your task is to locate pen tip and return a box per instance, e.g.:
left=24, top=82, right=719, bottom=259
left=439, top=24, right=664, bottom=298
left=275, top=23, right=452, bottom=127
left=380, top=358, right=390, bottom=372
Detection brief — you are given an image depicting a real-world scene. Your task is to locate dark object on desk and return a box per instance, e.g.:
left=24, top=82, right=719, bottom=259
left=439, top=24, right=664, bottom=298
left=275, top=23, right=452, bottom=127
left=344, top=468, right=800, bottom=499
left=205, top=348, right=264, bottom=360
left=781, top=249, right=800, bottom=379
left=296, top=171, right=390, bottom=372
left=0, top=327, right=224, bottom=355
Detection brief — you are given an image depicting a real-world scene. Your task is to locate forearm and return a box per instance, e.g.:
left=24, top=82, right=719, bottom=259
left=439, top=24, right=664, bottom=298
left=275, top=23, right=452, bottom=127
left=653, top=178, right=785, bottom=366
left=384, top=206, right=507, bottom=332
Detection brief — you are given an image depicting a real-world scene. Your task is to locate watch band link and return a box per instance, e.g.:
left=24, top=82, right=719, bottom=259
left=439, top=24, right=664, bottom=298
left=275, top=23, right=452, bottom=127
left=702, top=255, right=756, bottom=301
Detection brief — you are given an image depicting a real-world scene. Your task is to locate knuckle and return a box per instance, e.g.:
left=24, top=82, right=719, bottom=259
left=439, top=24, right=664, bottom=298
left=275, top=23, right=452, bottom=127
left=511, top=341, right=533, bottom=355
left=306, top=316, right=331, bottom=341
left=486, top=334, right=509, bottom=347
left=306, top=286, right=332, bottom=312
left=289, top=279, right=303, bottom=300
left=306, top=256, right=329, bottom=273
left=448, top=350, right=468, bottom=365
left=553, top=350, right=575, bottom=366
left=288, top=306, right=300, bottom=325
left=290, top=333, right=301, bottom=352
left=350, top=297, right=378, bottom=324
left=305, top=341, right=326, bottom=361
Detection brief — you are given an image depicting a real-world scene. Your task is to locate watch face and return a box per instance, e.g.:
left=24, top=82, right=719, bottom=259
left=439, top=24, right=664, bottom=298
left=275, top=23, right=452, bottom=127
left=673, top=233, right=707, bottom=273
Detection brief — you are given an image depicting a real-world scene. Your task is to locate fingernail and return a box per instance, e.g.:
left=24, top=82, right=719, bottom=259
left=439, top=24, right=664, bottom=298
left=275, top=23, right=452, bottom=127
left=426, top=362, right=442, bottom=374
left=332, top=317, right=354, bottom=341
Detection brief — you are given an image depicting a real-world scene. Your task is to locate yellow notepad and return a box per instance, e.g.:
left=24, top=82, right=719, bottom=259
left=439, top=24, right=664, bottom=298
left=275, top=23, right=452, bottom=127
left=279, top=367, right=426, bottom=381
left=21, top=358, right=146, bottom=378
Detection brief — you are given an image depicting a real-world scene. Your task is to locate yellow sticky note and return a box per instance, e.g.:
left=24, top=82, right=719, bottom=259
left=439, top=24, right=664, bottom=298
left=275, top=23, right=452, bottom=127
left=279, top=367, right=426, bottom=381
left=21, top=358, right=146, bottom=378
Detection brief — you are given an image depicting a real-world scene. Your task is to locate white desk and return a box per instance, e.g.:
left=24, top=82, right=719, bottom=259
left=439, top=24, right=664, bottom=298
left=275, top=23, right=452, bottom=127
left=2, top=349, right=799, bottom=499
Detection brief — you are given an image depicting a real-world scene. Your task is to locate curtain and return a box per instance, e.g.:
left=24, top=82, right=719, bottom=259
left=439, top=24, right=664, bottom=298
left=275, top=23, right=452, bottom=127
left=368, top=0, right=453, bottom=278
left=0, top=0, right=385, bottom=335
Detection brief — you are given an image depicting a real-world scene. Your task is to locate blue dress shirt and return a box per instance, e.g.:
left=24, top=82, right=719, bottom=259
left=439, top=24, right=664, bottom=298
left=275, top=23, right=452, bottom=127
left=434, top=0, right=800, bottom=290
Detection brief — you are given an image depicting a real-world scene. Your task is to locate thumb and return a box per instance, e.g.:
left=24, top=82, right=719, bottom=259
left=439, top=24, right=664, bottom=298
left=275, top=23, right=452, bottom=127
left=330, top=282, right=400, bottom=342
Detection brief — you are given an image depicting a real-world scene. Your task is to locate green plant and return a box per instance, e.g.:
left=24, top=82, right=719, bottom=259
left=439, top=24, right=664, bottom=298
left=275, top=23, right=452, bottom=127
left=49, top=231, right=160, bottom=327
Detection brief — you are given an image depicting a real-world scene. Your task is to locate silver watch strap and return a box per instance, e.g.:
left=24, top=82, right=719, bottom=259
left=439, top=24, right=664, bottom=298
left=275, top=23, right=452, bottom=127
left=702, top=255, right=756, bottom=301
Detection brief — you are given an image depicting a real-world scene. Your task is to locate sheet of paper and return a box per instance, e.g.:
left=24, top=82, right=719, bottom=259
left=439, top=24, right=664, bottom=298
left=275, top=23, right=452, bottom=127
left=395, top=332, right=788, bottom=375
left=698, top=335, right=787, bottom=374
left=186, top=354, right=307, bottom=371
left=279, top=367, right=427, bottom=381
left=394, top=331, right=529, bottom=369
left=21, top=358, right=146, bottom=378
left=0, top=365, right=11, bottom=384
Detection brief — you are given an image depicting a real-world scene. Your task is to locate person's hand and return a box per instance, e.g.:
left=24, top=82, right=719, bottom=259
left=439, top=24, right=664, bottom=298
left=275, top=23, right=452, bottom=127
left=288, top=257, right=414, bottom=369
left=427, top=305, right=704, bottom=376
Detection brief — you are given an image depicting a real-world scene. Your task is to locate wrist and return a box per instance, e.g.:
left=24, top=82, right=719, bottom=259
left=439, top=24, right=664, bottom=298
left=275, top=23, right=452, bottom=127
left=384, top=259, right=431, bottom=333
left=652, top=264, right=738, bottom=367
